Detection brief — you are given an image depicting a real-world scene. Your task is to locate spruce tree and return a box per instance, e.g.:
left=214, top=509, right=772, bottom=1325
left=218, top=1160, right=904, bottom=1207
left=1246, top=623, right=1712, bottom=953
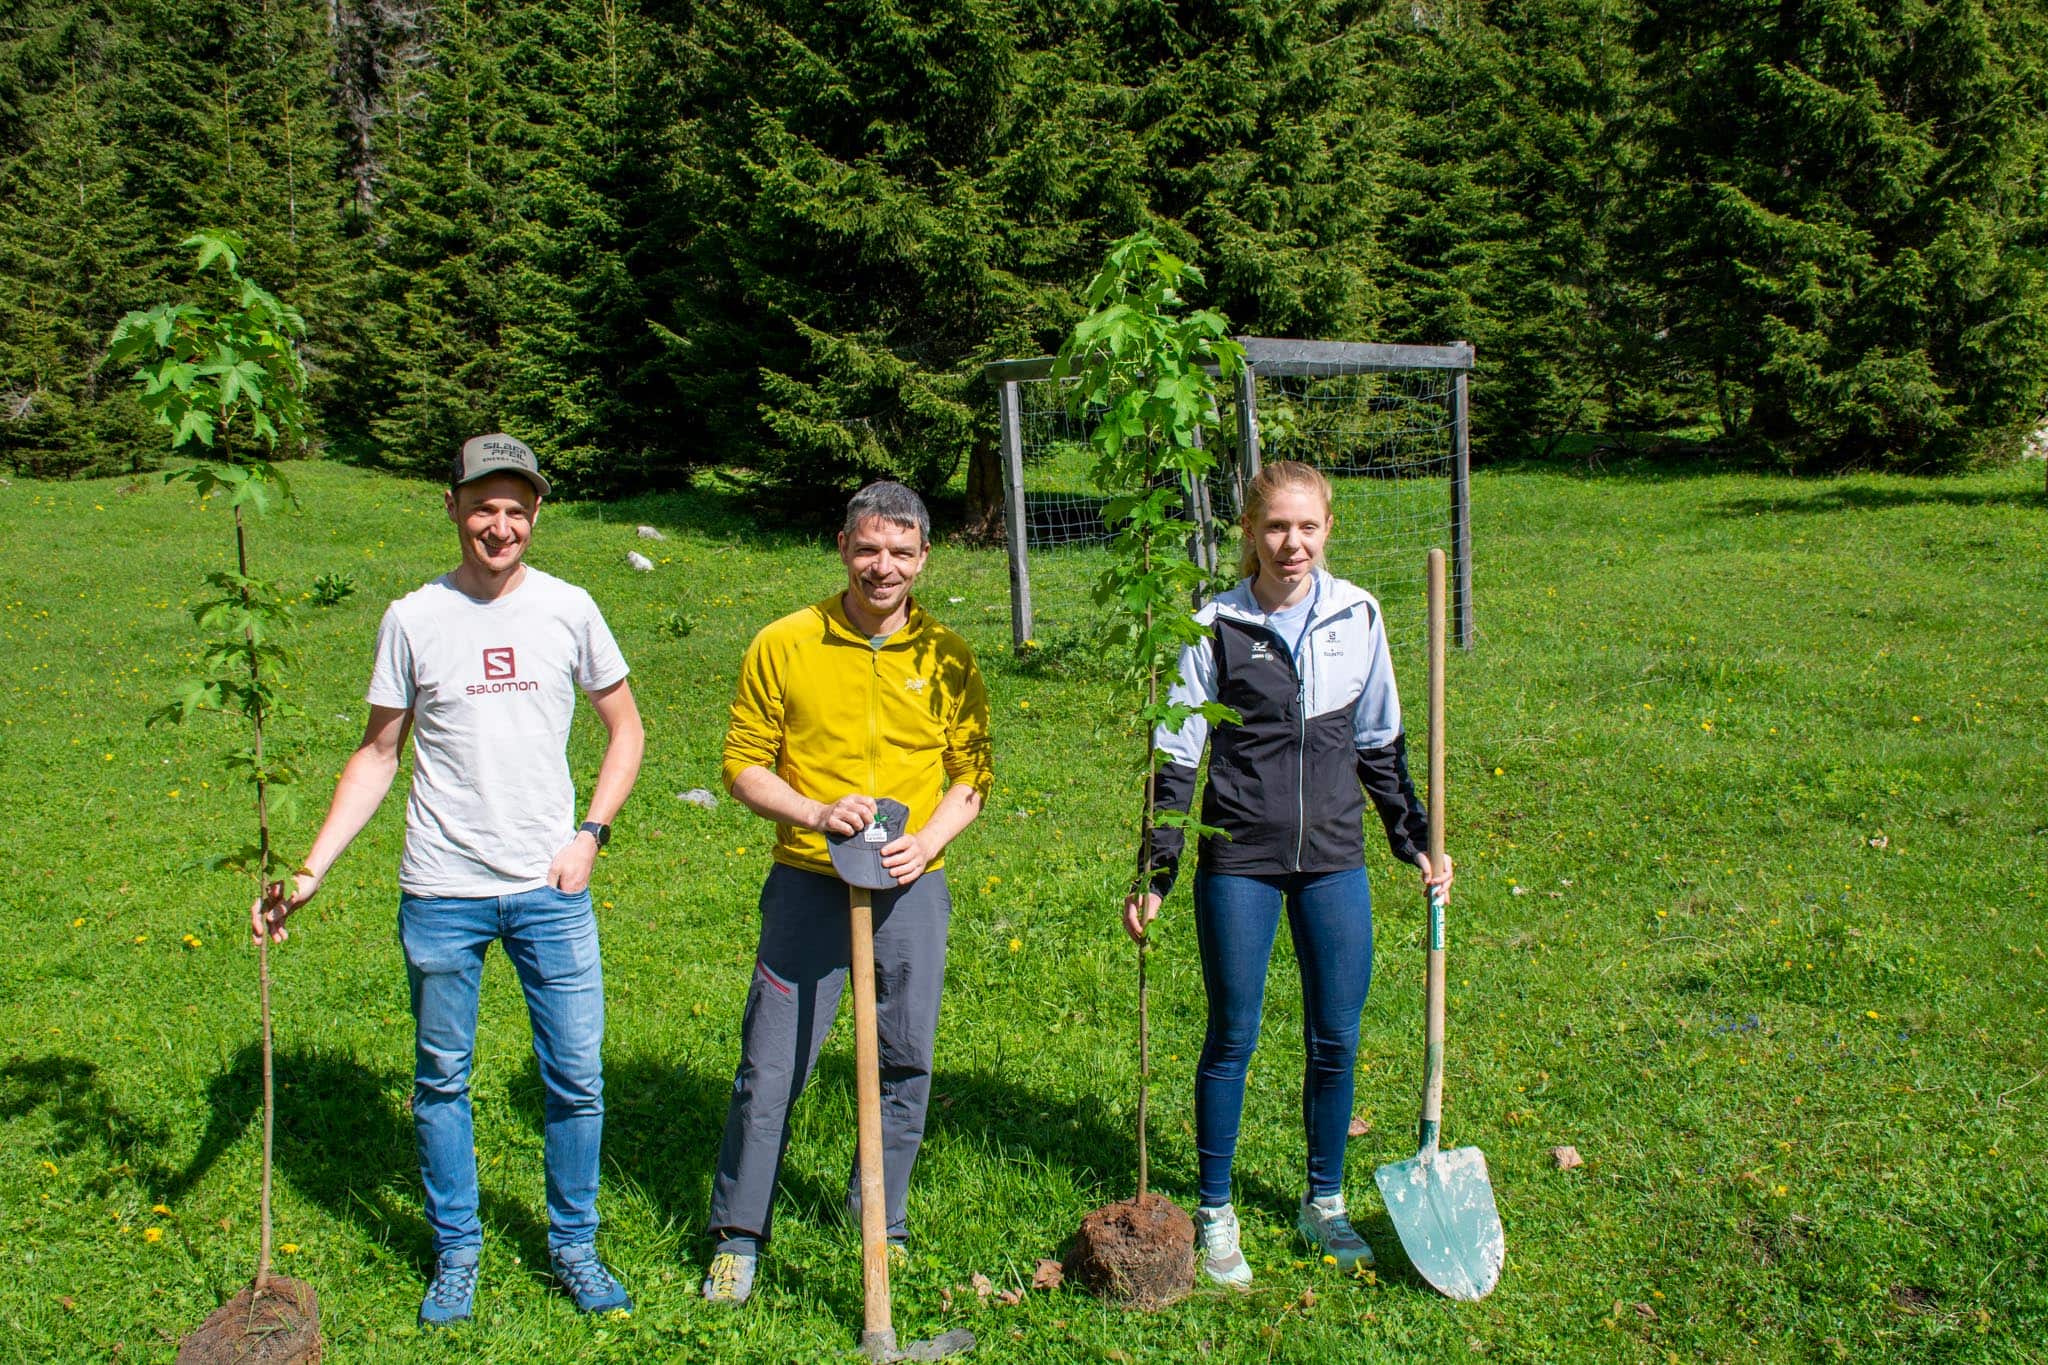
left=356, top=0, right=522, bottom=473
left=0, top=0, right=158, bottom=476
left=1632, top=0, right=2048, bottom=467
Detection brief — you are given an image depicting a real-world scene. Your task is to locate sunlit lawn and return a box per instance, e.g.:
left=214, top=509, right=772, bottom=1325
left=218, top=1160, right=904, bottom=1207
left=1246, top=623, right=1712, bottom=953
left=1, top=459, right=2042, bottom=1361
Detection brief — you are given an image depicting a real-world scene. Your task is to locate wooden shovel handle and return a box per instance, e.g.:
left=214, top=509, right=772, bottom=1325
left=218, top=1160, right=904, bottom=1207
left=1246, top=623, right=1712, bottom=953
left=1420, top=548, right=1449, bottom=1151
left=849, top=886, right=894, bottom=1344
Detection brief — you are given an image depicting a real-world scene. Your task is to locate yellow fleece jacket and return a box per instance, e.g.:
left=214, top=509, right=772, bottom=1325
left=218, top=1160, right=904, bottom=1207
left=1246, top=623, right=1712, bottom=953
left=722, top=593, right=994, bottom=877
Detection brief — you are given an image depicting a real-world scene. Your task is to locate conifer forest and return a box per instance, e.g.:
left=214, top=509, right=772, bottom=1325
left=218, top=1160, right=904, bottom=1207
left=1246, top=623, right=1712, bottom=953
left=3, top=0, right=2046, bottom=501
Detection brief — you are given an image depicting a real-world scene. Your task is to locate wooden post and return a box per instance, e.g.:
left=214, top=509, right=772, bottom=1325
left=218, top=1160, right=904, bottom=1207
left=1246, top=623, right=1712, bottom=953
left=1449, top=360, right=1474, bottom=650
left=1234, top=362, right=1261, bottom=485
left=998, top=378, right=1034, bottom=650
left=1186, top=426, right=1217, bottom=604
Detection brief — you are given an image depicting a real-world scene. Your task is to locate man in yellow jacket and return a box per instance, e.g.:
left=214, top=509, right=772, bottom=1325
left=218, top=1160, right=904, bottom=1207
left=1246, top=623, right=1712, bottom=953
left=703, top=481, right=993, bottom=1305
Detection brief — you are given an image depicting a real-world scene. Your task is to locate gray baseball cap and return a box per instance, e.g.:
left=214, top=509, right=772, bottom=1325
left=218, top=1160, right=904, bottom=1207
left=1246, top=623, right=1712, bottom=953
left=826, top=798, right=912, bottom=890
left=452, top=433, right=551, bottom=498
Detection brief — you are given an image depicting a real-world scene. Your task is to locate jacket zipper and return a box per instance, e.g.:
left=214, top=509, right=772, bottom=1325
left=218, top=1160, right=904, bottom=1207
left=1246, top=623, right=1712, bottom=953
left=1252, top=614, right=1311, bottom=873
left=868, top=645, right=882, bottom=797
left=1292, top=651, right=1308, bottom=872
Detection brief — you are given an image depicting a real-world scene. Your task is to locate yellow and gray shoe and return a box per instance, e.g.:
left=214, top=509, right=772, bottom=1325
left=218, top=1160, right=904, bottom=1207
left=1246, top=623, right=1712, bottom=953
left=702, top=1250, right=757, bottom=1305
left=1194, top=1203, right=1254, bottom=1289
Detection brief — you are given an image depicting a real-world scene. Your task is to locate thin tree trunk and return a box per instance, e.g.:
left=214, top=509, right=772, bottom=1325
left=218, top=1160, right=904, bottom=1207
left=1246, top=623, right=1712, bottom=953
left=234, top=479, right=277, bottom=1295
left=1134, top=517, right=1155, bottom=1202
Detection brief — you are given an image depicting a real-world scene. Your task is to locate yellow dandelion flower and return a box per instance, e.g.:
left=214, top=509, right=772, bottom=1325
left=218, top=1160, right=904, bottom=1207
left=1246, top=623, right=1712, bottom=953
left=1773, top=1185, right=1787, bottom=1197
left=152, top=1204, right=171, bottom=1215
left=40, top=1160, right=57, bottom=1176
left=1494, top=766, right=1504, bottom=776
left=102, top=753, right=112, bottom=762
left=1018, top=700, right=1031, bottom=710
left=132, top=934, right=148, bottom=944
left=144, top=1228, right=162, bottom=1243
left=280, top=1243, right=300, bottom=1255
left=1008, top=938, right=1021, bottom=953
left=1911, top=715, right=1922, bottom=723
left=167, top=789, right=180, bottom=799
left=1865, top=1010, right=1880, bottom=1020
left=72, top=917, right=85, bottom=928
left=988, top=875, right=1002, bottom=884
left=1322, top=1255, right=1337, bottom=1266
left=602, top=901, right=614, bottom=910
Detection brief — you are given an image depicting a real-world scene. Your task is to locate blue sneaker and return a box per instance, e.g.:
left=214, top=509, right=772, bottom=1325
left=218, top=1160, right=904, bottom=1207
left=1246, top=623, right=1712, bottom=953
left=419, top=1246, right=479, bottom=1326
left=551, top=1242, right=633, bottom=1314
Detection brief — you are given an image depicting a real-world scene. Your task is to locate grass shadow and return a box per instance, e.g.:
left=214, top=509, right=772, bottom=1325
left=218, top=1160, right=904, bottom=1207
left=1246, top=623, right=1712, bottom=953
left=1, top=1054, right=177, bottom=1192
left=167, top=1044, right=551, bottom=1278
left=509, top=1048, right=1136, bottom=1317
left=1712, top=483, right=2045, bottom=518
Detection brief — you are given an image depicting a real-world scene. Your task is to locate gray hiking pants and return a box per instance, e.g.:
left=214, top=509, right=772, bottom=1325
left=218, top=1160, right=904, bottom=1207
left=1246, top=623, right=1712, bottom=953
left=707, top=861, right=951, bottom=1255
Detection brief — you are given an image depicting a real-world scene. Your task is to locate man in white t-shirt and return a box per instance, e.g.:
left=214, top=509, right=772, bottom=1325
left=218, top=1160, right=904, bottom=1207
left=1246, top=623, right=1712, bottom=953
left=252, top=433, right=645, bottom=1325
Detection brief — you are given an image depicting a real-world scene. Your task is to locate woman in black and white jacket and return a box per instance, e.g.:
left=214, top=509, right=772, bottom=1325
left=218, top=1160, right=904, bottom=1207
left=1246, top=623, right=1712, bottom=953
left=1123, top=459, right=1455, bottom=1288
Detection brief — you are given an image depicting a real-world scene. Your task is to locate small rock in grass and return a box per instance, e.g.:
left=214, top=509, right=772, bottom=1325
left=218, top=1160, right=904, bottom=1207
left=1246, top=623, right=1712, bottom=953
left=1551, top=1145, right=1584, bottom=1171
left=1032, top=1259, right=1064, bottom=1290
left=677, top=788, right=718, bottom=810
left=636, top=525, right=666, bottom=540
left=625, top=551, right=654, bottom=572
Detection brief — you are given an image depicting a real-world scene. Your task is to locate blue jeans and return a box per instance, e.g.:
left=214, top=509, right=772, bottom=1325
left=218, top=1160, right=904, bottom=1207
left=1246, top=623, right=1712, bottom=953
left=1192, top=867, right=1373, bottom=1207
left=399, top=886, right=606, bottom=1255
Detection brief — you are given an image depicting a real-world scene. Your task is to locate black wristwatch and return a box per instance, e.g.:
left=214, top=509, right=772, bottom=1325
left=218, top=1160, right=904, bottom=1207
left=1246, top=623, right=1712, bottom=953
left=578, top=820, right=611, bottom=849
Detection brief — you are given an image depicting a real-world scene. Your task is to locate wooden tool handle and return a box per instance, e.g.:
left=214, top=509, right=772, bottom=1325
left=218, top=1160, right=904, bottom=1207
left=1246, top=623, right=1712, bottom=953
left=848, top=886, right=894, bottom=1344
left=1420, top=548, right=1448, bottom=1152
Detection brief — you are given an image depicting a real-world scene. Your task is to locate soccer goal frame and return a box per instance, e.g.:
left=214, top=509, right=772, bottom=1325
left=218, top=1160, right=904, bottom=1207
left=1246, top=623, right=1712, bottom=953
left=985, top=336, right=1475, bottom=652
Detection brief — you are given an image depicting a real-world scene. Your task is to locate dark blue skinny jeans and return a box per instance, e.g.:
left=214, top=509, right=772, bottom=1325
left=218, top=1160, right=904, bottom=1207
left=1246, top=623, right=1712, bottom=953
left=1192, top=866, right=1373, bottom=1208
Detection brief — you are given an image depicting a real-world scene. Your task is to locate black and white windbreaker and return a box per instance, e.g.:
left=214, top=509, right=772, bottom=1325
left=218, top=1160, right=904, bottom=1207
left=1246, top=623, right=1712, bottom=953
left=1146, top=567, right=1429, bottom=897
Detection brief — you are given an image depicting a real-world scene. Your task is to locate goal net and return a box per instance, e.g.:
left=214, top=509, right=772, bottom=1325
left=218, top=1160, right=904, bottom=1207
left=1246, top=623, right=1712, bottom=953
left=988, top=337, right=1473, bottom=654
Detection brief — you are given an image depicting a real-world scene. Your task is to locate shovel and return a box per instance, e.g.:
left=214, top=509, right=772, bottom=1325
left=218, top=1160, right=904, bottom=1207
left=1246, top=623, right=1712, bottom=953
left=1373, top=548, right=1506, bottom=1302
left=831, top=802, right=976, bottom=1364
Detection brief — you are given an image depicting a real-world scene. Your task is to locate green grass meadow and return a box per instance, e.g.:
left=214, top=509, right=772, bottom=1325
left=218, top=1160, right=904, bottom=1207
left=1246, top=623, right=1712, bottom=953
left=2, top=460, right=2044, bottom=1362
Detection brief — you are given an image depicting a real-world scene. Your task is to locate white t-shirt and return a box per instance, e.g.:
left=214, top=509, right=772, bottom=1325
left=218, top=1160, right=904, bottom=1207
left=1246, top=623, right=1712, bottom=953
left=367, top=568, right=630, bottom=897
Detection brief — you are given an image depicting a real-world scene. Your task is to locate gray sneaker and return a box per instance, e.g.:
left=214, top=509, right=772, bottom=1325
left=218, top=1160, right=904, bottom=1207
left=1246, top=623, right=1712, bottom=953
left=702, top=1250, right=757, bottom=1304
left=1298, top=1191, right=1374, bottom=1270
left=1193, top=1203, right=1253, bottom=1289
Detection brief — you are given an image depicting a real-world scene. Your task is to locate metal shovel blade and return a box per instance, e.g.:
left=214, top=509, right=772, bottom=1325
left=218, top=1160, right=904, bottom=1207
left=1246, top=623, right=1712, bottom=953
left=862, top=1327, right=976, bottom=1362
left=1374, top=1143, right=1505, bottom=1301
